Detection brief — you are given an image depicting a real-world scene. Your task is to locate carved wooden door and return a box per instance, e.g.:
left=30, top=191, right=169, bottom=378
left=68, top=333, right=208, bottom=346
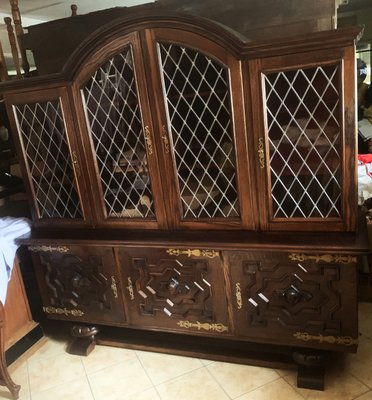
left=117, top=247, right=230, bottom=336
left=225, top=251, right=358, bottom=351
left=30, top=246, right=125, bottom=325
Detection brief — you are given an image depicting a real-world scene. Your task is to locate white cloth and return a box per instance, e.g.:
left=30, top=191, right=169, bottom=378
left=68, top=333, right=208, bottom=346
left=0, top=217, right=31, bottom=304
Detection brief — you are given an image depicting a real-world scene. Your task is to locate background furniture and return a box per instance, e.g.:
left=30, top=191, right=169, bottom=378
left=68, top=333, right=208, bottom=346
left=0, top=6, right=367, bottom=390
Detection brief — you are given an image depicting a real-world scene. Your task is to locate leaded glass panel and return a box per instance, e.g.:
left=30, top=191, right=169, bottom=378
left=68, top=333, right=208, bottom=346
left=264, top=64, right=342, bottom=219
left=82, top=47, right=155, bottom=219
left=14, top=100, right=83, bottom=219
left=158, top=43, right=240, bottom=219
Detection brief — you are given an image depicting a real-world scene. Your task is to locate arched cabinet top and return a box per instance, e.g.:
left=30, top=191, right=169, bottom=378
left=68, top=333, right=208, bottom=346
left=0, top=7, right=361, bottom=92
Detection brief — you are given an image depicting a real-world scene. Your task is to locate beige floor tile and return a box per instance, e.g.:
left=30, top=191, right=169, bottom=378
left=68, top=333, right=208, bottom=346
left=344, top=335, right=372, bottom=387
left=283, top=368, right=369, bottom=400
left=31, top=376, right=94, bottom=400
left=0, top=362, right=30, bottom=400
left=28, top=352, right=86, bottom=394
left=235, top=377, right=305, bottom=400
left=199, top=358, right=216, bottom=366
left=156, top=367, right=229, bottom=400
left=356, top=391, right=372, bottom=400
left=359, top=302, right=372, bottom=339
left=82, top=344, right=137, bottom=374
left=123, top=387, right=161, bottom=400
left=26, top=338, right=66, bottom=362
left=88, top=357, right=153, bottom=400
left=207, top=361, right=280, bottom=398
left=136, top=350, right=203, bottom=385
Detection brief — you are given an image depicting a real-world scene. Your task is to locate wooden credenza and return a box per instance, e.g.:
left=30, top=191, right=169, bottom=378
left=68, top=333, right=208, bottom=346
left=1, top=7, right=367, bottom=390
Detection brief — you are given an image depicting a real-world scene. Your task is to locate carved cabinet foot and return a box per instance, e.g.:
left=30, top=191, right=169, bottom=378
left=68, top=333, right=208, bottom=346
left=67, top=325, right=100, bottom=356
left=293, top=350, right=328, bottom=390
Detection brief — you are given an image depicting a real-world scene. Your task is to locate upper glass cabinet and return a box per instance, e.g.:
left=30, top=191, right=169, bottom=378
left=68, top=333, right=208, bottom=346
left=157, top=43, right=240, bottom=221
left=81, top=46, right=156, bottom=221
left=8, top=88, right=90, bottom=227
left=264, top=64, right=342, bottom=219
left=255, top=47, right=356, bottom=231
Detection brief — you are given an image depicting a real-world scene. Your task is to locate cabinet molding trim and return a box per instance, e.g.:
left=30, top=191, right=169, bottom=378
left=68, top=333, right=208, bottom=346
left=177, top=320, right=228, bottom=333
left=126, top=277, right=135, bottom=301
left=166, top=249, right=219, bottom=258
left=235, top=282, right=243, bottom=309
left=43, top=306, right=84, bottom=317
left=288, top=253, right=356, bottom=264
left=29, top=245, right=70, bottom=253
left=293, top=332, right=357, bottom=346
left=111, top=276, right=118, bottom=299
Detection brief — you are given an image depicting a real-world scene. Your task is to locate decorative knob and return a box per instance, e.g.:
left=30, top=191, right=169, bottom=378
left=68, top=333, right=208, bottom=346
left=283, top=286, right=301, bottom=304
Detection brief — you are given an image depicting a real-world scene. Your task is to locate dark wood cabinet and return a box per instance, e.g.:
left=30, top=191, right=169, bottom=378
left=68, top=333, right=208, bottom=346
left=1, top=7, right=367, bottom=390
left=225, top=251, right=358, bottom=351
left=29, top=246, right=125, bottom=325
left=117, top=247, right=230, bottom=334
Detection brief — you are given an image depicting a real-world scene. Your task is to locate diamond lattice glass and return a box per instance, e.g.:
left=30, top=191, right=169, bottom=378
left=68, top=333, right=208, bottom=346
left=82, top=47, right=155, bottom=219
left=14, top=100, right=83, bottom=219
left=264, top=64, right=341, bottom=219
left=158, top=43, right=240, bottom=219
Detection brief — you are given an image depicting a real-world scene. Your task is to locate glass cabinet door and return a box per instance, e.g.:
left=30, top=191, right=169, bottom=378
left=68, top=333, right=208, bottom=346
left=252, top=49, right=356, bottom=231
left=77, top=33, right=167, bottom=229
left=144, top=29, right=256, bottom=230
left=6, top=88, right=91, bottom=227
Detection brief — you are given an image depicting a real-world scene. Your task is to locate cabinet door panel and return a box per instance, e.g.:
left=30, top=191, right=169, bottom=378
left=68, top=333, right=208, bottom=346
left=117, top=247, right=230, bottom=336
left=76, top=32, right=168, bottom=229
left=144, top=28, right=256, bottom=230
left=6, top=88, right=91, bottom=227
left=30, top=246, right=125, bottom=325
left=250, top=47, right=356, bottom=231
left=225, top=251, right=358, bottom=350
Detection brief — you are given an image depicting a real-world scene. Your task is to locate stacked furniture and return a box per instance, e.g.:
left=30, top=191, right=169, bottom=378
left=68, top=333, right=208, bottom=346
left=0, top=6, right=367, bottom=390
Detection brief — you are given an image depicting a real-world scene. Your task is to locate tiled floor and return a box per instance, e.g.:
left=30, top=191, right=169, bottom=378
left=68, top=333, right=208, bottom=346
left=1, top=302, right=372, bottom=400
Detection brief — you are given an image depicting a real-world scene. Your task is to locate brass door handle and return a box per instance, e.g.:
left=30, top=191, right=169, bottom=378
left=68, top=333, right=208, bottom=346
left=258, top=138, right=265, bottom=169
left=161, top=125, right=170, bottom=154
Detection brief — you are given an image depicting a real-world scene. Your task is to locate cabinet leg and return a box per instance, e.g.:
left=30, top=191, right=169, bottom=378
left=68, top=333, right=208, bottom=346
left=293, top=349, right=327, bottom=390
left=0, top=304, right=21, bottom=399
left=67, top=325, right=100, bottom=356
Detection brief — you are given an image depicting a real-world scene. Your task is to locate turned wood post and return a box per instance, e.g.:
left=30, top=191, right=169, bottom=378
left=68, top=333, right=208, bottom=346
left=0, top=41, right=9, bottom=81
left=3, top=17, right=21, bottom=78
left=0, top=302, right=20, bottom=399
left=71, top=4, right=78, bottom=17
left=9, top=0, right=30, bottom=75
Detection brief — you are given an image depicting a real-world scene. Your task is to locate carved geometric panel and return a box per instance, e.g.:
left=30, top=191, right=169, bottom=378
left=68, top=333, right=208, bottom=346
left=32, top=247, right=124, bottom=324
left=117, top=248, right=229, bottom=334
left=226, top=251, right=357, bottom=348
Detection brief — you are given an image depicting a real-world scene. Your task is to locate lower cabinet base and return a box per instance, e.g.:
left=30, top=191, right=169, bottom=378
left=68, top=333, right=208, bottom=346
left=66, top=323, right=331, bottom=390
